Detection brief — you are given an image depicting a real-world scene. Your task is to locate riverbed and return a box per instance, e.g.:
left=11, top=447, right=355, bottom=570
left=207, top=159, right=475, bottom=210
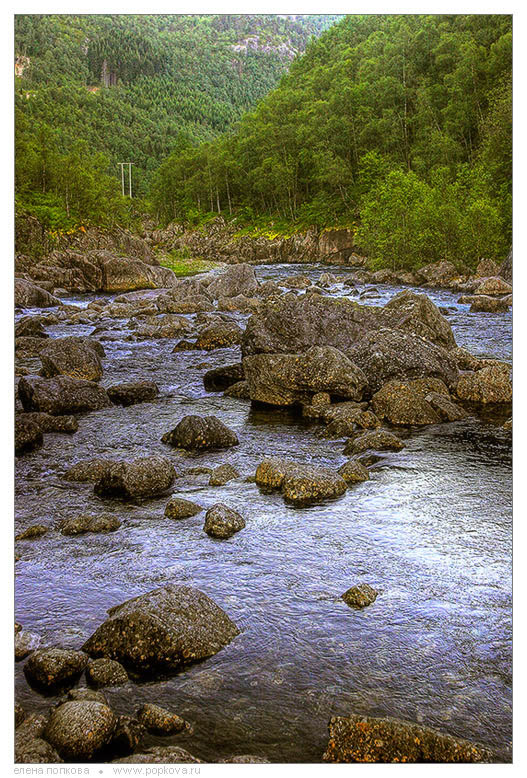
left=15, top=264, right=512, bottom=762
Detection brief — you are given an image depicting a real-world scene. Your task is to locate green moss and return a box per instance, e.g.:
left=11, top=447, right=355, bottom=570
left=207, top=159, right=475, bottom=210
left=159, top=250, right=222, bottom=277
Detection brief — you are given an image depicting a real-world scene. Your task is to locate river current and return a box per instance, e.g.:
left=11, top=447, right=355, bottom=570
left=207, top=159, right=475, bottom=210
left=14, top=264, right=512, bottom=762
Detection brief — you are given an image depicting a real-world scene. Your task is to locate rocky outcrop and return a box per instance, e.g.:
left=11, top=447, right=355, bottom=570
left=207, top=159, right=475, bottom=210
left=82, top=584, right=240, bottom=676
left=15, top=278, right=60, bottom=308
left=18, top=375, right=111, bottom=415
left=207, top=263, right=259, bottom=298
left=243, top=346, right=368, bottom=406
left=162, top=415, right=239, bottom=451
left=456, top=364, right=512, bottom=404
left=94, top=456, right=176, bottom=498
left=255, top=457, right=347, bottom=505
left=323, top=715, right=491, bottom=763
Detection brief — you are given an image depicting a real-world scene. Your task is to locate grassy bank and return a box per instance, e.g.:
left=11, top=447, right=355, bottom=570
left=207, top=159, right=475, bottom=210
left=158, top=250, right=223, bottom=277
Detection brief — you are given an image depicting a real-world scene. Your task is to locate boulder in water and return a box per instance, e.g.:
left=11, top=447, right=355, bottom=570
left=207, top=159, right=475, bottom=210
left=94, top=456, right=176, bottom=498
left=24, top=648, right=88, bottom=692
left=107, top=380, right=159, bottom=406
left=40, top=337, right=103, bottom=382
left=456, top=364, right=512, bottom=404
left=162, top=415, right=239, bottom=451
left=15, top=278, right=60, bottom=309
left=137, top=703, right=188, bottom=735
left=255, top=457, right=347, bottom=505
left=204, top=504, right=246, bottom=539
left=44, top=701, right=117, bottom=761
left=341, top=584, right=378, bottom=609
left=18, top=375, right=111, bottom=415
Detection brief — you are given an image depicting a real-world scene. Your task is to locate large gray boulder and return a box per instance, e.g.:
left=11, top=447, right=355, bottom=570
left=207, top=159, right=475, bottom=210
left=243, top=346, right=368, bottom=406
left=15, top=278, right=60, bottom=308
left=100, top=254, right=176, bottom=292
left=207, top=263, right=258, bottom=299
left=384, top=290, right=456, bottom=349
left=94, top=456, right=176, bottom=498
left=162, top=415, right=239, bottom=450
left=40, top=336, right=103, bottom=382
left=255, top=457, right=347, bottom=505
left=323, top=715, right=491, bottom=763
left=18, top=375, right=111, bottom=415
left=82, top=584, right=240, bottom=676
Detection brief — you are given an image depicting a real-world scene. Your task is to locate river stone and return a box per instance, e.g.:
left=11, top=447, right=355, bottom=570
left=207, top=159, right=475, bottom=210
left=207, top=263, right=258, bottom=299
left=135, top=314, right=192, bottom=339
left=209, top=463, right=240, bottom=486
left=503, top=417, right=512, bottom=431
left=110, top=715, right=146, bottom=757
left=137, top=703, right=187, bottom=735
left=475, top=276, right=512, bottom=296
left=86, top=658, right=129, bottom=687
left=204, top=504, right=246, bottom=539
left=15, top=713, right=63, bottom=764
left=323, top=715, right=492, bottom=763
left=44, top=701, right=117, bottom=761
left=16, top=524, right=48, bottom=540
left=424, top=392, right=468, bottom=421
left=101, top=254, right=176, bottom=293
left=94, top=455, right=176, bottom=498
left=64, top=458, right=115, bottom=482
left=220, top=756, right=271, bottom=763
left=371, top=379, right=450, bottom=426
left=255, top=457, right=347, bottom=505
left=107, top=380, right=159, bottom=406
left=338, top=460, right=370, bottom=484
left=196, top=321, right=243, bottom=350
left=68, top=688, right=108, bottom=703
left=15, top=629, right=42, bottom=660
left=162, top=415, right=239, bottom=450
left=18, top=375, right=111, bottom=415
left=40, top=336, right=103, bottom=382
left=384, top=290, right=456, bottom=350
left=243, top=346, right=368, bottom=406
left=15, top=702, right=26, bottom=728
left=203, top=363, right=244, bottom=391
left=470, top=295, right=510, bottom=313
left=224, top=380, right=251, bottom=399
left=15, top=315, right=49, bottom=338
left=344, top=430, right=405, bottom=455
left=15, top=416, right=43, bottom=455
left=113, top=746, right=202, bottom=764
left=341, top=584, right=378, bottom=609
left=21, top=411, right=79, bottom=433
left=165, top=497, right=203, bottom=520
left=82, top=584, right=240, bottom=675
left=59, top=514, right=121, bottom=535
left=456, top=364, right=512, bottom=404
left=24, top=648, right=89, bottom=692
left=15, top=278, right=60, bottom=309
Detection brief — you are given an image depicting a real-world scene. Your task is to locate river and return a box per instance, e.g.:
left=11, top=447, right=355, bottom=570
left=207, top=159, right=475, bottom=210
left=15, top=263, right=512, bottom=762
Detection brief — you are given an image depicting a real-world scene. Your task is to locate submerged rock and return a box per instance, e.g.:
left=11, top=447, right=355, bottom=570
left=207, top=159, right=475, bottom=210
left=21, top=411, right=79, bottom=433
left=344, top=430, right=405, bottom=454
left=82, top=584, right=240, bottom=676
left=165, top=497, right=203, bottom=519
left=137, top=703, right=188, bottom=735
left=18, top=375, right=111, bottom=415
left=323, top=715, right=492, bottom=763
left=341, top=584, right=378, bottom=609
left=209, top=463, right=240, bottom=486
left=204, top=504, right=246, bottom=539
left=94, top=456, right=176, bottom=498
left=107, top=380, right=159, bottom=406
left=255, top=457, right=347, bottom=505
left=15, top=416, right=43, bottom=455
left=338, top=460, right=370, bottom=484
left=15, top=628, right=42, bottom=660
left=44, top=701, right=117, bottom=761
left=162, top=415, right=239, bottom=451
left=15, top=524, right=48, bottom=541
left=203, top=363, right=244, bottom=391
left=59, top=514, right=121, bottom=536
left=24, top=648, right=88, bottom=692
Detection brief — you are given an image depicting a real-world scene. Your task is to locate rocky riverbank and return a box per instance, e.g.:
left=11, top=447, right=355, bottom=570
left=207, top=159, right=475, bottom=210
left=14, top=257, right=512, bottom=763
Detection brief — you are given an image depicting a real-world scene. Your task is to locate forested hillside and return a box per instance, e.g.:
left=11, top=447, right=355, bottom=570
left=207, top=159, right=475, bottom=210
left=152, top=14, right=512, bottom=269
left=15, top=13, right=340, bottom=226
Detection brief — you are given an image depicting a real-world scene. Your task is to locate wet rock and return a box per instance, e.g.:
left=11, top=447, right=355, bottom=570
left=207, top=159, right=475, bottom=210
left=476, top=258, right=500, bottom=278
left=16, top=524, right=48, bottom=540
left=44, top=700, right=118, bottom=761
left=113, top=746, right=202, bottom=764
left=86, top=658, right=129, bottom=687
left=243, top=346, right=368, bottom=406
left=371, top=379, right=450, bottom=426
left=94, top=456, right=176, bottom=499
left=101, top=254, right=175, bottom=293
left=110, top=715, right=146, bottom=757
left=255, top=457, right=347, bottom=505
left=344, top=430, right=405, bottom=455
left=135, top=314, right=191, bottom=339
left=203, top=362, right=244, bottom=391
left=341, top=584, right=378, bottom=609
left=158, top=294, right=214, bottom=314
left=64, top=458, right=115, bottom=482
left=107, top=380, right=159, bottom=406
left=338, top=460, right=370, bottom=484
left=22, top=412, right=79, bottom=433
left=15, top=628, right=42, bottom=660
left=15, top=335, right=50, bottom=356
left=323, top=406, right=381, bottom=437
left=475, top=276, right=512, bottom=296
left=209, top=463, right=240, bottom=486
left=137, top=703, right=188, bottom=735
left=82, top=584, right=240, bottom=675
left=162, top=415, right=239, bottom=451
left=415, top=260, right=460, bottom=289
left=424, top=392, right=468, bottom=422
left=220, top=755, right=271, bottom=763
left=348, top=330, right=459, bottom=394
left=15, top=702, right=26, bottom=728
left=59, top=514, right=121, bottom=536
left=469, top=295, right=510, bottom=313
left=40, top=337, right=103, bottom=382
left=15, top=416, right=43, bottom=455
left=323, top=714, right=491, bottom=763
left=283, top=274, right=312, bottom=289
left=24, top=648, right=89, bottom=692
left=172, top=339, right=198, bottom=351
left=18, top=375, right=111, bottom=415
left=384, top=290, right=456, bottom=349
left=15, top=713, right=63, bottom=763
left=456, top=364, right=512, bottom=404
left=15, top=316, right=49, bottom=338
left=67, top=688, right=108, bottom=703
left=165, top=497, right=203, bottom=520
left=207, top=263, right=258, bottom=299
left=217, top=293, right=261, bottom=313
left=196, top=321, right=243, bottom=350
left=224, top=380, right=251, bottom=399
left=204, top=503, right=246, bottom=539
left=15, top=278, right=60, bottom=309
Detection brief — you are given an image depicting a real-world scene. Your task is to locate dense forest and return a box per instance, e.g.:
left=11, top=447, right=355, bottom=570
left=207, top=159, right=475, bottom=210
left=15, top=14, right=511, bottom=270
left=152, top=14, right=512, bottom=269
left=14, top=13, right=340, bottom=226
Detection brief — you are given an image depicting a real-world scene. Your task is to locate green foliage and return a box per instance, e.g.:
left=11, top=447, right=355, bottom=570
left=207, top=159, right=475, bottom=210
left=160, top=249, right=222, bottom=277
left=151, top=14, right=511, bottom=268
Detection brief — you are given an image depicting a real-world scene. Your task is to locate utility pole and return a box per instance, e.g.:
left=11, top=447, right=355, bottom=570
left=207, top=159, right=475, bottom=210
left=118, top=162, right=133, bottom=197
